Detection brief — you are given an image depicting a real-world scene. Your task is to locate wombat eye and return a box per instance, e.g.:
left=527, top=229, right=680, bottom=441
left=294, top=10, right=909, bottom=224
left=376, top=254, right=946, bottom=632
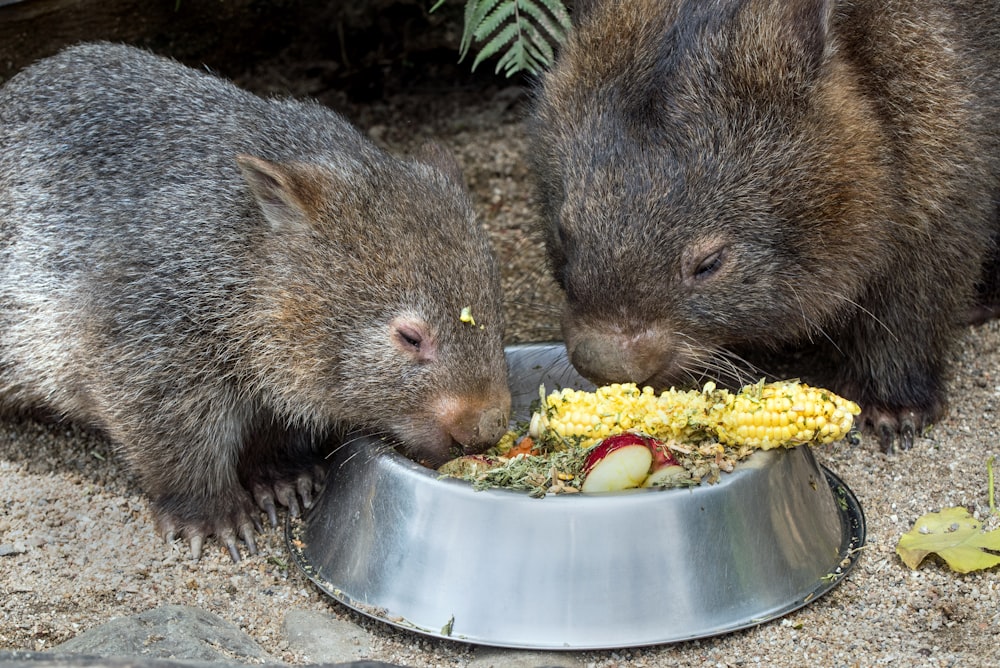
left=390, top=316, right=438, bottom=362
left=694, top=249, right=725, bottom=280
left=395, top=326, right=423, bottom=351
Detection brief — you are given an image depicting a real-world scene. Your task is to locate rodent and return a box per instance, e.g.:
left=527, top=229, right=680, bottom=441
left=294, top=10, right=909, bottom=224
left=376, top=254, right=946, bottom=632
left=0, top=42, right=511, bottom=560
left=528, top=0, right=1000, bottom=452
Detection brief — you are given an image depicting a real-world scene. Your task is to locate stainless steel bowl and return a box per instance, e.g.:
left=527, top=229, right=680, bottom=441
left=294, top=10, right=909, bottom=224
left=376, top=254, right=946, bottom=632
left=288, top=343, right=865, bottom=649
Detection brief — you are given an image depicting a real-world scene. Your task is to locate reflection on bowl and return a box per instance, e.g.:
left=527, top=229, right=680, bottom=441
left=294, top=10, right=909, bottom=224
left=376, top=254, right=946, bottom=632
left=287, top=343, right=865, bottom=649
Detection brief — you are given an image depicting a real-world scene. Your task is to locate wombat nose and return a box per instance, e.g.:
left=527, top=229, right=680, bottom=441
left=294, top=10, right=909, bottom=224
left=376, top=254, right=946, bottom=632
left=473, top=406, right=509, bottom=446
left=435, top=394, right=512, bottom=453
left=452, top=405, right=510, bottom=453
left=569, top=333, right=667, bottom=386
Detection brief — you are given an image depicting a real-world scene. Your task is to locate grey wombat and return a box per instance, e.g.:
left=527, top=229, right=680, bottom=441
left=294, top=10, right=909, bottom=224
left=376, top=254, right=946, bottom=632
left=529, top=0, right=1000, bottom=451
left=0, top=43, right=511, bottom=560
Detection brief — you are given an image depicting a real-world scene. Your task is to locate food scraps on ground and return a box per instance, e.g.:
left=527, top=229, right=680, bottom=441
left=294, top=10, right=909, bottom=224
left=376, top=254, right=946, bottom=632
left=437, top=379, right=861, bottom=496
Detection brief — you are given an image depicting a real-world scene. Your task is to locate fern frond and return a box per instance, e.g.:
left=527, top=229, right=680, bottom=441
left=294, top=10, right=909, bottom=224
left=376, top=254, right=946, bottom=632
left=523, top=0, right=571, bottom=45
left=495, top=40, right=544, bottom=77
left=434, top=0, right=571, bottom=77
left=521, top=20, right=554, bottom=66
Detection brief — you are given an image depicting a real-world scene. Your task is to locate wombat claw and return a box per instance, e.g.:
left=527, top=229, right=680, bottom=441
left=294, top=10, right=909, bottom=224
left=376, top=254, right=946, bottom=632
left=865, top=408, right=929, bottom=453
left=159, top=504, right=261, bottom=562
left=251, top=468, right=325, bottom=528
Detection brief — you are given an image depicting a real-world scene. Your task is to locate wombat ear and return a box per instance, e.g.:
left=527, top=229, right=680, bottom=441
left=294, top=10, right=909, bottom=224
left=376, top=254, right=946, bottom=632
left=236, top=154, right=318, bottom=233
left=412, top=141, right=466, bottom=186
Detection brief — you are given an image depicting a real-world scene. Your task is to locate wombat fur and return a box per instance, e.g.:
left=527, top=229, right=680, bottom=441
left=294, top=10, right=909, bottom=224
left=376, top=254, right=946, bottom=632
left=529, top=0, right=1000, bottom=451
left=0, top=43, right=511, bottom=559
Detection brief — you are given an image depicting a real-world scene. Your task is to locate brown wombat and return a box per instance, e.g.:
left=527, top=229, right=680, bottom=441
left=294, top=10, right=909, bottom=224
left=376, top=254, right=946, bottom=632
left=0, top=43, right=511, bottom=560
left=528, top=0, right=1000, bottom=452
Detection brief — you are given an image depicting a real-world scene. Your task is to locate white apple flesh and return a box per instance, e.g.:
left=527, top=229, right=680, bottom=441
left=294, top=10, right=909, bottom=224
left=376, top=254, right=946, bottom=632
left=580, top=433, right=654, bottom=493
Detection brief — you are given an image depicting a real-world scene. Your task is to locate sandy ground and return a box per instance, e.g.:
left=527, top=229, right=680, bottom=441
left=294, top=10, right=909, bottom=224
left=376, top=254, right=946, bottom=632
left=1, top=80, right=999, bottom=667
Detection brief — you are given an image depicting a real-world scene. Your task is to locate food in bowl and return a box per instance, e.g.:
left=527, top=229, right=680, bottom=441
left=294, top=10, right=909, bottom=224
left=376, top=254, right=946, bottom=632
left=438, top=379, right=861, bottom=495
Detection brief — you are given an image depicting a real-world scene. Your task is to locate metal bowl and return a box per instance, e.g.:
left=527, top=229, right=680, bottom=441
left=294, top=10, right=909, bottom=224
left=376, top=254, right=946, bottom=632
left=288, top=343, right=865, bottom=649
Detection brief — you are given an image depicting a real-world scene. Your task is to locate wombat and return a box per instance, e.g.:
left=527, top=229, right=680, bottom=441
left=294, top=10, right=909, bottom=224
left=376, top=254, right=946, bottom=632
left=0, top=43, right=511, bottom=560
left=529, top=0, right=1000, bottom=452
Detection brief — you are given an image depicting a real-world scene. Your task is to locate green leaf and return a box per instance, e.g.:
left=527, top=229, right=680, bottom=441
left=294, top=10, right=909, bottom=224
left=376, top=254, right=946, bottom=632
left=521, top=21, right=553, bottom=65
left=533, top=0, right=572, bottom=32
left=496, top=41, right=542, bottom=78
left=472, top=21, right=519, bottom=71
left=518, top=0, right=569, bottom=46
left=896, top=506, right=1000, bottom=573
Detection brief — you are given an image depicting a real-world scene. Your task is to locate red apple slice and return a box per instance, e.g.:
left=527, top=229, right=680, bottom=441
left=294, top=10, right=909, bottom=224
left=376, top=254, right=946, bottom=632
left=580, top=433, right=654, bottom=493
left=649, top=438, right=679, bottom=469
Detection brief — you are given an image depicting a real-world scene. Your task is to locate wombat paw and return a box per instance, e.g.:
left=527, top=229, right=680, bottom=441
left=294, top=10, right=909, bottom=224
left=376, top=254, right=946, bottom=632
left=249, top=463, right=327, bottom=528
left=858, top=405, right=935, bottom=454
left=156, top=497, right=262, bottom=563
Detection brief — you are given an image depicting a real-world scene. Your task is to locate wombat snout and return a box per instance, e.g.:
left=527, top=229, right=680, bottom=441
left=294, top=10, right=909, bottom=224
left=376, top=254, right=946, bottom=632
left=565, top=323, right=677, bottom=388
left=465, top=405, right=510, bottom=448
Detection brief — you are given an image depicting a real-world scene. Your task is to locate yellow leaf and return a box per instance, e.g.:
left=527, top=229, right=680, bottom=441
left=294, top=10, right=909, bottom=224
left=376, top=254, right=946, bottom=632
left=896, top=506, right=1000, bottom=573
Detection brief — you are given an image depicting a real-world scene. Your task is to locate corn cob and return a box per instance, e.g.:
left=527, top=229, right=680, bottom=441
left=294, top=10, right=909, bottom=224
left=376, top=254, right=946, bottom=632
left=713, top=380, right=860, bottom=448
left=534, top=379, right=860, bottom=449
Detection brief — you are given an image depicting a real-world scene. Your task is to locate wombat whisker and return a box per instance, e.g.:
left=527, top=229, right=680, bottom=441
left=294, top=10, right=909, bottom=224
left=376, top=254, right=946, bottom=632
left=671, top=333, right=764, bottom=389
left=820, top=289, right=899, bottom=343
left=667, top=334, right=755, bottom=388
left=329, top=430, right=397, bottom=470
left=776, top=277, right=844, bottom=356
left=700, top=352, right=759, bottom=389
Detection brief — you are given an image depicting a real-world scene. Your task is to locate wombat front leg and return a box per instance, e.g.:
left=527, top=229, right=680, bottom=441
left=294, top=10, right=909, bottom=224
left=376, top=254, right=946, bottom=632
left=118, top=411, right=271, bottom=561
left=855, top=401, right=943, bottom=453
left=149, top=425, right=328, bottom=562
left=831, top=311, right=949, bottom=453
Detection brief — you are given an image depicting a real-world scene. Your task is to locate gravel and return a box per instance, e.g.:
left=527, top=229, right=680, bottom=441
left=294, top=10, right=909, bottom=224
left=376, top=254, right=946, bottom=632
left=1, top=82, right=999, bottom=668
